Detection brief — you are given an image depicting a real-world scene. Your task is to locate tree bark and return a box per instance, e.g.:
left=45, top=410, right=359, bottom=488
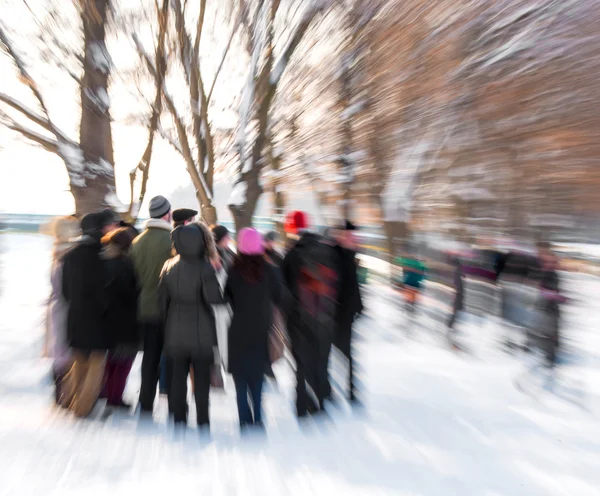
left=78, top=0, right=115, bottom=215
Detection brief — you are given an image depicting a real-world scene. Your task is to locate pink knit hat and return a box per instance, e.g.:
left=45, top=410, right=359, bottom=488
left=237, top=227, right=264, bottom=255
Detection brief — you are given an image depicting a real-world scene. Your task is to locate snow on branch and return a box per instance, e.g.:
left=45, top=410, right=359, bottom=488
left=228, top=180, right=248, bottom=207
left=157, top=123, right=183, bottom=154
left=269, top=0, right=330, bottom=86
left=87, top=41, right=112, bottom=75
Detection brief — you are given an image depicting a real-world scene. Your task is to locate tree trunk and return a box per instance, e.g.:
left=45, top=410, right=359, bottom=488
left=78, top=0, right=115, bottom=215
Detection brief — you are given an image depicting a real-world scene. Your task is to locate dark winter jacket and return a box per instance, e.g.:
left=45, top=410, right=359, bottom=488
left=225, top=261, right=283, bottom=376
left=158, top=223, right=225, bottom=359
left=217, top=246, right=236, bottom=272
left=452, top=261, right=464, bottom=314
left=281, top=232, right=339, bottom=341
left=62, top=235, right=109, bottom=351
left=266, top=248, right=284, bottom=268
left=130, top=219, right=172, bottom=321
left=103, top=246, right=139, bottom=351
left=334, top=245, right=363, bottom=332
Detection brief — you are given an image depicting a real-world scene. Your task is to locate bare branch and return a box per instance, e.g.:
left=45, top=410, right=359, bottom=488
left=207, top=7, right=243, bottom=103
left=0, top=23, right=70, bottom=143
left=0, top=92, right=53, bottom=132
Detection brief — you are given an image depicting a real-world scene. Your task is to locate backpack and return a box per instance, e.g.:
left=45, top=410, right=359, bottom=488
left=296, top=235, right=340, bottom=337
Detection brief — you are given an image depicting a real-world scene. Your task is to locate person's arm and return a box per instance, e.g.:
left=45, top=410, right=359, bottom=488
left=157, top=263, right=170, bottom=325
left=202, top=265, right=226, bottom=305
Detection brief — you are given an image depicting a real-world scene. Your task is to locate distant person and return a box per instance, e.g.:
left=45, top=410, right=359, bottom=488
left=332, top=221, right=363, bottom=404
left=61, top=211, right=118, bottom=417
left=158, top=223, right=225, bottom=431
left=282, top=211, right=339, bottom=417
left=45, top=216, right=80, bottom=406
left=212, top=225, right=235, bottom=271
left=226, top=228, right=284, bottom=431
left=447, top=255, right=465, bottom=350
left=530, top=242, right=566, bottom=371
left=264, top=231, right=284, bottom=267
left=172, top=208, right=198, bottom=229
left=100, top=227, right=139, bottom=409
left=130, top=195, right=173, bottom=417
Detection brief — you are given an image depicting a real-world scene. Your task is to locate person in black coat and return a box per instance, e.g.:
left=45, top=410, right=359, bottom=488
left=447, top=256, right=464, bottom=349
left=158, top=222, right=225, bottom=429
left=61, top=211, right=118, bottom=417
left=226, top=228, right=283, bottom=430
left=332, top=221, right=363, bottom=403
left=100, top=227, right=139, bottom=409
left=264, top=231, right=284, bottom=267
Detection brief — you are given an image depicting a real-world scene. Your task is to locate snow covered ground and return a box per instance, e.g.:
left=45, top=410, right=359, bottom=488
left=1, top=232, right=600, bottom=496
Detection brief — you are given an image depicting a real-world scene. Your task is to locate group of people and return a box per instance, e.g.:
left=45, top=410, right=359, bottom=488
left=45, top=197, right=364, bottom=433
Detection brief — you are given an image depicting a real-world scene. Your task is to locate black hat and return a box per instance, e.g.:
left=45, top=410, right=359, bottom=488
left=212, top=225, right=230, bottom=244
left=172, top=208, right=198, bottom=225
left=80, top=212, right=103, bottom=236
left=264, top=230, right=279, bottom=242
left=98, top=209, right=119, bottom=228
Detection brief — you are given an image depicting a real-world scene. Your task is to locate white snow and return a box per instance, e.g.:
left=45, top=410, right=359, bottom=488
left=228, top=180, right=248, bottom=207
left=104, top=190, right=127, bottom=213
left=57, top=141, right=86, bottom=188
left=87, top=158, right=115, bottom=178
left=88, top=42, right=111, bottom=75
left=2, top=233, right=600, bottom=495
left=84, top=87, right=109, bottom=113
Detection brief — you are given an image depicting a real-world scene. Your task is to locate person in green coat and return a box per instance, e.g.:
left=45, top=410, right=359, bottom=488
left=130, top=195, right=173, bottom=417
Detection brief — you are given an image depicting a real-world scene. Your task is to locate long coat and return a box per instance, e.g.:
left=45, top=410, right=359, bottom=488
left=130, top=218, right=172, bottom=322
left=225, top=262, right=282, bottom=377
left=158, top=223, right=225, bottom=359
left=62, top=236, right=109, bottom=351
left=333, top=245, right=363, bottom=356
left=103, top=247, right=139, bottom=354
left=47, top=257, right=71, bottom=371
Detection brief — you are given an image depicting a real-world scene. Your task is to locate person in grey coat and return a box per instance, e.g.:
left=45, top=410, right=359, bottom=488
left=158, top=222, right=225, bottom=429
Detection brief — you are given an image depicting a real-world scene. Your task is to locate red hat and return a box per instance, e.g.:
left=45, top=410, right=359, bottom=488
left=284, top=211, right=309, bottom=235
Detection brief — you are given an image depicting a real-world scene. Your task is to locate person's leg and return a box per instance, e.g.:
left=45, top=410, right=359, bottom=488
left=233, top=374, right=253, bottom=427
left=191, top=357, right=212, bottom=428
left=62, top=350, right=87, bottom=409
left=108, top=357, right=135, bottom=406
left=169, top=357, right=190, bottom=425
left=248, top=373, right=265, bottom=426
left=139, top=321, right=163, bottom=412
left=315, top=334, right=333, bottom=410
left=159, top=356, right=168, bottom=395
left=72, top=351, right=107, bottom=418
left=291, top=335, right=310, bottom=417
left=101, top=357, right=116, bottom=402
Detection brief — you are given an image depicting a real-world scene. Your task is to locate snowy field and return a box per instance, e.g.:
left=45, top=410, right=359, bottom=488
left=1, top=232, right=600, bottom=496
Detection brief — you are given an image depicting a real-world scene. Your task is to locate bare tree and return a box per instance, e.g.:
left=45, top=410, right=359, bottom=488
left=0, top=0, right=168, bottom=218
left=227, top=0, right=332, bottom=231
left=134, top=0, right=240, bottom=225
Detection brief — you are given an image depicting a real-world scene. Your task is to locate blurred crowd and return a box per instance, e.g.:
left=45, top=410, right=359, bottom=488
left=43, top=197, right=364, bottom=433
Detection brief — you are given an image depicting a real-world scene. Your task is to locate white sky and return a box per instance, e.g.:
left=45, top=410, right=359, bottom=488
left=0, top=0, right=242, bottom=217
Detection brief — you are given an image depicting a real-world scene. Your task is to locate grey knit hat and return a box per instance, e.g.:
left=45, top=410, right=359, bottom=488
left=149, top=195, right=171, bottom=219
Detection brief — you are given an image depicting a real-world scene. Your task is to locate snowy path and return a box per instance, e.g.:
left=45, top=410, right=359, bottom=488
left=1, top=233, right=600, bottom=496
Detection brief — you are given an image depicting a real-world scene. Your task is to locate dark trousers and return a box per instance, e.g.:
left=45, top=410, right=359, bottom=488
left=159, top=356, right=170, bottom=394
left=292, top=331, right=331, bottom=416
left=233, top=372, right=264, bottom=426
left=102, top=355, right=135, bottom=405
left=334, top=330, right=355, bottom=400
left=169, top=356, right=212, bottom=426
left=139, top=321, right=164, bottom=412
